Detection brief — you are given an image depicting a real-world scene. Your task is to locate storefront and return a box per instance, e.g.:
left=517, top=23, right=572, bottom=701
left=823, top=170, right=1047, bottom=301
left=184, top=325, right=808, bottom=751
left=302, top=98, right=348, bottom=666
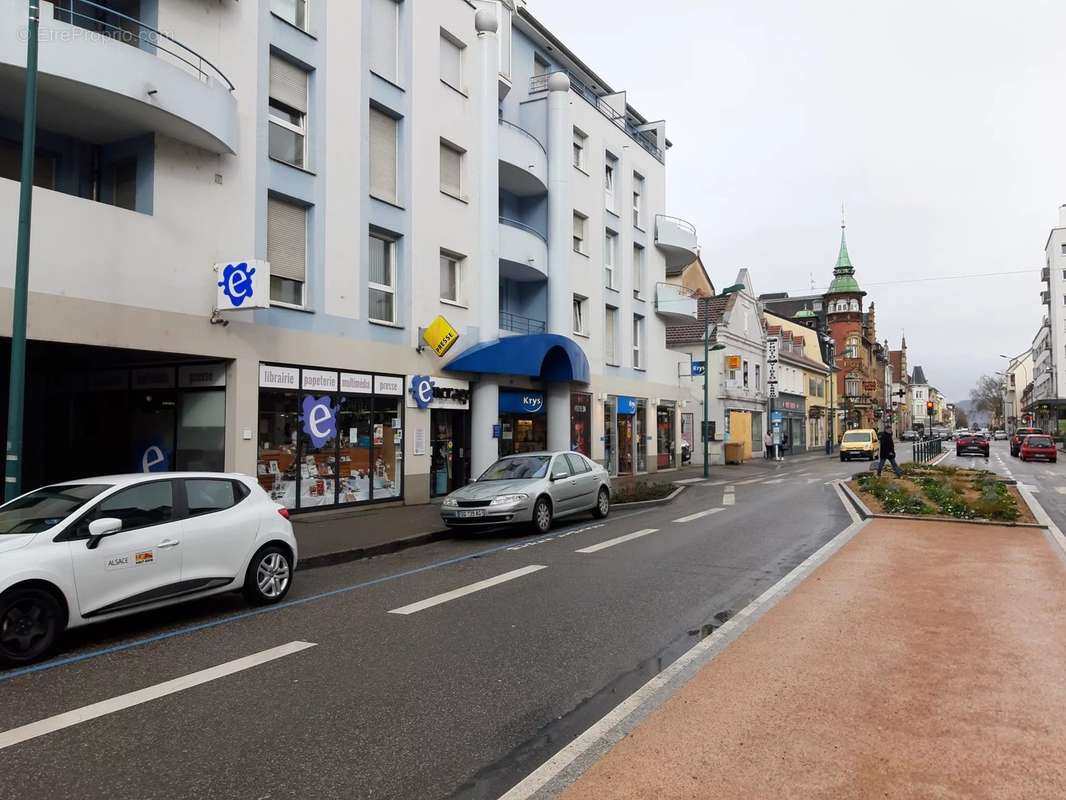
left=257, top=364, right=405, bottom=512
left=605, top=395, right=646, bottom=476
left=776, top=393, right=807, bottom=453
left=499, top=388, right=546, bottom=456
left=656, top=402, right=676, bottom=469
left=571, top=392, right=592, bottom=456
left=406, top=375, right=471, bottom=497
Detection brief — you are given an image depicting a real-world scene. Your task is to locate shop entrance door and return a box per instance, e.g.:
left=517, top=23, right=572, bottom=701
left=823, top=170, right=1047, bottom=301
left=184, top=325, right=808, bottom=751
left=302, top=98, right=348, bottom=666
left=656, top=405, right=675, bottom=469
left=430, top=410, right=470, bottom=497
left=618, top=414, right=635, bottom=475
left=729, top=410, right=753, bottom=460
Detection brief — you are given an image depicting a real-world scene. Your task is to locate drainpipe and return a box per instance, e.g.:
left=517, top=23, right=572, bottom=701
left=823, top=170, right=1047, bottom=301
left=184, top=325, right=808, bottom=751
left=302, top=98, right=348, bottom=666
left=470, top=6, right=500, bottom=478
left=545, top=71, right=572, bottom=453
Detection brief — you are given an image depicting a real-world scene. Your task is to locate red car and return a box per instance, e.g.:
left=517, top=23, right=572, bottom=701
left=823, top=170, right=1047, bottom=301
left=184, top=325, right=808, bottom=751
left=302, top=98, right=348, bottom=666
left=1019, top=434, right=1057, bottom=463
left=1010, top=427, right=1043, bottom=457
left=956, top=433, right=989, bottom=458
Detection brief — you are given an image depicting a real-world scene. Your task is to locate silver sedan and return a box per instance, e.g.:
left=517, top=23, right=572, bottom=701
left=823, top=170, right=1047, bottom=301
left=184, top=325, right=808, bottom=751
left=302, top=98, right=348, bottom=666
left=440, top=451, right=611, bottom=534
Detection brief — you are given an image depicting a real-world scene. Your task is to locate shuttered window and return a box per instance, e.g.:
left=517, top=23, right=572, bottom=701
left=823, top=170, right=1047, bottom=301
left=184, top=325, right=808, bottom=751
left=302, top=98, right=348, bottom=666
left=268, top=197, right=307, bottom=305
left=369, top=0, right=399, bottom=82
left=440, top=141, right=462, bottom=196
left=440, top=31, right=462, bottom=89
left=269, top=55, right=307, bottom=114
left=369, top=107, right=398, bottom=203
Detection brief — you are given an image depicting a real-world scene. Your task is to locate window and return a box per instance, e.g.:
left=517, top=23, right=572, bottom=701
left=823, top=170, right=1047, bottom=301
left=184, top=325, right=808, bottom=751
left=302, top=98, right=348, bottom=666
left=95, top=481, right=174, bottom=533
left=604, top=152, right=618, bottom=211
left=271, top=0, right=307, bottom=30
left=846, top=377, right=861, bottom=397
left=633, top=315, right=644, bottom=368
left=564, top=453, right=590, bottom=474
left=440, top=251, right=463, bottom=303
left=1062, top=243, right=1066, bottom=255
left=633, top=244, right=644, bottom=299
left=369, top=232, right=397, bottom=323
left=185, top=479, right=239, bottom=517
left=112, top=159, right=137, bottom=211
left=845, top=335, right=859, bottom=359
left=755, top=364, right=761, bottom=390
left=573, top=212, right=587, bottom=254
left=533, top=54, right=550, bottom=76
left=369, top=0, right=399, bottom=82
left=269, top=55, right=308, bottom=169
left=604, top=230, right=618, bottom=289
left=605, top=306, right=619, bottom=365
left=0, top=138, right=56, bottom=189
left=268, top=196, right=307, bottom=306
left=573, top=295, right=587, bottom=335
left=1062, top=270, right=1066, bottom=281
left=440, top=30, right=463, bottom=90
left=572, top=127, right=587, bottom=170
left=850, top=299, right=860, bottom=311
left=439, top=140, right=463, bottom=198
left=743, top=360, right=749, bottom=388
left=632, top=172, right=644, bottom=228
left=369, top=106, right=398, bottom=203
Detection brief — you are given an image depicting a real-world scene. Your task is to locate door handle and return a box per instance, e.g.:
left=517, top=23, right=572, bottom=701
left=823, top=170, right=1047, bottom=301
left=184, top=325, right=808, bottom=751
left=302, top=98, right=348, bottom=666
left=158, top=539, right=181, bottom=549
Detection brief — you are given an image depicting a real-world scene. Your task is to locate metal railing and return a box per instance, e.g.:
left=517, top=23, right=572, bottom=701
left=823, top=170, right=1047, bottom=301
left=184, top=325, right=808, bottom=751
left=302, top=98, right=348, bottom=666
left=499, top=216, right=548, bottom=243
left=912, top=436, right=942, bottom=464
left=530, top=70, right=665, bottom=163
left=53, top=0, right=234, bottom=90
left=498, top=118, right=546, bottom=153
left=500, top=311, right=546, bottom=335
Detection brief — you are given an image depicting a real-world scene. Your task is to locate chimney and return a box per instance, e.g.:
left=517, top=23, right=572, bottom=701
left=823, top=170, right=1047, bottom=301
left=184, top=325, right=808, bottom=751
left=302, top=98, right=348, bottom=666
left=867, top=301, right=877, bottom=341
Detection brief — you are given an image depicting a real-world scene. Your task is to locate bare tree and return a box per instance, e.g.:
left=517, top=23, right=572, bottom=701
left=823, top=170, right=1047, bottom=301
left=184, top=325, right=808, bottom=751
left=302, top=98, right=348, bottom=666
left=970, top=375, right=1004, bottom=424
left=954, top=407, right=970, bottom=429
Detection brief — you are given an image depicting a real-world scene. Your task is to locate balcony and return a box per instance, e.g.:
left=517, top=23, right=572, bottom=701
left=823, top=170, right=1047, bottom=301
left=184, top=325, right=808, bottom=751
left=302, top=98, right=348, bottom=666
left=1041, top=290, right=1050, bottom=305
left=499, top=217, right=548, bottom=281
left=499, top=119, right=547, bottom=197
left=499, top=311, right=546, bottom=335
left=654, top=281, right=698, bottom=321
left=654, top=214, right=699, bottom=269
left=0, top=0, right=237, bottom=154
left=1042, top=266, right=1050, bottom=283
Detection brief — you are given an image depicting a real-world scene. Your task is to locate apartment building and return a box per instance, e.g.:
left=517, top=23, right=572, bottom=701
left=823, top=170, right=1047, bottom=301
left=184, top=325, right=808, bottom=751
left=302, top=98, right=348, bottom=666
left=1038, top=204, right=1066, bottom=433
left=0, top=0, right=697, bottom=511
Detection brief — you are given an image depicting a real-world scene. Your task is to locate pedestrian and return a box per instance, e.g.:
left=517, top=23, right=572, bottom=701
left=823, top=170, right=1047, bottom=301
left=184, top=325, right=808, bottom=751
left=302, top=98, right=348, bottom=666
left=764, top=430, right=772, bottom=459
left=876, top=424, right=903, bottom=478
left=782, top=432, right=789, bottom=453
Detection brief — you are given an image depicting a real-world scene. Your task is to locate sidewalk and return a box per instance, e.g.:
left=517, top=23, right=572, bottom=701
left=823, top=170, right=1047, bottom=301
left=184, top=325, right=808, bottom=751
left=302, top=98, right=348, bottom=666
left=560, top=516, right=1066, bottom=799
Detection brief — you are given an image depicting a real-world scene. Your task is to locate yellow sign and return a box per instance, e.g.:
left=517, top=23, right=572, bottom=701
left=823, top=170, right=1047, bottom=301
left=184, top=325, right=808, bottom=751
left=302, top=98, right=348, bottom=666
left=725, top=355, right=742, bottom=370
left=423, top=315, right=460, bottom=357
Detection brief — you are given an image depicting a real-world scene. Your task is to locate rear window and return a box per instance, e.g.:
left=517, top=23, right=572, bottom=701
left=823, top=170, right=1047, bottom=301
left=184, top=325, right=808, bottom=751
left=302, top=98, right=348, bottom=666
left=1018, top=429, right=1042, bottom=436
left=843, top=432, right=871, bottom=443
left=1027, top=436, right=1053, bottom=447
left=186, top=479, right=240, bottom=517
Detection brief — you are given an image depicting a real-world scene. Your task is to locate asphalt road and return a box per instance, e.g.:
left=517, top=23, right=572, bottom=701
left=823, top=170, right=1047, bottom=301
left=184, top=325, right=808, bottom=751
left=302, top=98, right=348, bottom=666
left=0, top=452, right=860, bottom=800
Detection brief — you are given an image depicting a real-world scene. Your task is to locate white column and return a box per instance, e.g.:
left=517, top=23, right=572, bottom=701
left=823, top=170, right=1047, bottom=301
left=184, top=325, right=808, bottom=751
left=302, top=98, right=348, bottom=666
left=545, top=71, right=572, bottom=452
left=471, top=7, right=500, bottom=476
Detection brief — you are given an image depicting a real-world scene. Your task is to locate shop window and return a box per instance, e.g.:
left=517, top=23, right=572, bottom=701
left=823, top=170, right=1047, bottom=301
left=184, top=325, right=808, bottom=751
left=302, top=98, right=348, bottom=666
left=258, top=389, right=299, bottom=507
left=372, top=397, right=403, bottom=499
left=571, top=392, right=592, bottom=456
left=338, top=395, right=373, bottom=503
left=636, top=399, right=647, bottom=473
left=175, top=390, right=225, bottom=471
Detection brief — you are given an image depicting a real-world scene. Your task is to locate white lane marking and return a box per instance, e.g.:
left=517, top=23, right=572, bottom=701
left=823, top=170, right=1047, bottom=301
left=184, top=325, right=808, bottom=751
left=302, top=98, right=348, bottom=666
left=673, top=478, right=706, bottom=485
left=723, top=494, right=735, bottom=506
left=672, top=508, right=725, bottom=523
left=806, top=478, right=821, bottom=484
left=1057, top=487, right=1066, bottom=495
left=701, top=479, right=730, bottom=487
left=388, top=565, right=547, bottom=615
left=575, top=528, right=659, bottom=554
left=762, top=478, right=787, bottom=484
left=736, top=477, right=766, bottom=485
left=0, top=641, right=316, bottom=751
left=724, top=485, right=735, bottom=492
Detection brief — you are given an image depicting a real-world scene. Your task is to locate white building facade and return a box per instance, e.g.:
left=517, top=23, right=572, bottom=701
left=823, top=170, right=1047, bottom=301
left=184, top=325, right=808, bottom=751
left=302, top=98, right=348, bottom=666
left=0, top=0, right=696, bottom=510
left=1037, top=205, right=1066, bottom=432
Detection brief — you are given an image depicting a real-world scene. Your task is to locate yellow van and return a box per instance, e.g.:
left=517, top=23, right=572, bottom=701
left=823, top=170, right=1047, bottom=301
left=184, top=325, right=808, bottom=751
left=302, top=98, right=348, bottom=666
left=840, top=429, right=880, bottom=462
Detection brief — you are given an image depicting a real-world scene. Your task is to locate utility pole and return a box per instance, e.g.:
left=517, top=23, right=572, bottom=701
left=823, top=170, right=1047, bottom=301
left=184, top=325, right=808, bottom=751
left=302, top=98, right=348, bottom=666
left=5, top=0, right=41, bottom=501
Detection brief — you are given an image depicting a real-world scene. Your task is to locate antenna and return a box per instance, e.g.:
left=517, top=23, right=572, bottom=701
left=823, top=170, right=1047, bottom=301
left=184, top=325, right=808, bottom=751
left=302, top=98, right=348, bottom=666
left=841, top=201, right=846, bottom=230
left=809, top=272, right=815, bottom=291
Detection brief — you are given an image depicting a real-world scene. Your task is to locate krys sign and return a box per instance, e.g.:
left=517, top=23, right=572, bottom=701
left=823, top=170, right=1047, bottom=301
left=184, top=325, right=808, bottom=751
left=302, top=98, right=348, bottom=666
left=301, top=395, right=338, bottom=447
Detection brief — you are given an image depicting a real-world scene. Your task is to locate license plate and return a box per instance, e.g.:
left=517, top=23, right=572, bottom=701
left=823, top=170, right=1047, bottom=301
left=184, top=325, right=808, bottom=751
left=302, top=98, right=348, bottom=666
left=458, top=509, right=484, bottom=518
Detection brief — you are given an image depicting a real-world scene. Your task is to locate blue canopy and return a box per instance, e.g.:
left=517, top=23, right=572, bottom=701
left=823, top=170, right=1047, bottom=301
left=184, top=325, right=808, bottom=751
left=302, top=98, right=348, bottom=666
left=444, top=334, right=590, bottom=383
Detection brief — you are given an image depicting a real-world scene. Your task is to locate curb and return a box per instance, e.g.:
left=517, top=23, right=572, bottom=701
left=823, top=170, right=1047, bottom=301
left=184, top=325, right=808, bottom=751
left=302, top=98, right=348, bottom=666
left=614, top=485, right=685, bottom=508
left=297, top=528, right=454, bottom=571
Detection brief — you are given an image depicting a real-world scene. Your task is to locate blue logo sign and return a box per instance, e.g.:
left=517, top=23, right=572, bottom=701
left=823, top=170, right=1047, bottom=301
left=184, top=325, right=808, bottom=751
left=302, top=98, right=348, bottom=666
left=617, top=396, right=638, bottom=415
left=521, top=394, right=544, bottom=413
left=771, top=411, right=783, bottom=423
left=301, top=395, right=338, bottom=447
left=691, top=361, right=706, bottom=376
left=217, top=261, right=256, bottom=307
left=137, top=443, right=171, bottom=473
left=499, top=389, right=546, bottom=415
left=410, top=375, right=435, bottom=409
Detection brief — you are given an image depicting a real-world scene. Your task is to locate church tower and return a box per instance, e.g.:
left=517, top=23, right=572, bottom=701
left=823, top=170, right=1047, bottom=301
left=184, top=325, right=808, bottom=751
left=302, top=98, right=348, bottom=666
left=823, top=210, right=870, bottom=427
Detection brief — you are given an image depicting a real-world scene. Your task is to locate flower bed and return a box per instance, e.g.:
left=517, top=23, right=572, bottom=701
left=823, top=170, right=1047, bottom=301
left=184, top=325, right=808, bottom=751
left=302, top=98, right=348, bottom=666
left=849, top=464, right=1035, bottom=524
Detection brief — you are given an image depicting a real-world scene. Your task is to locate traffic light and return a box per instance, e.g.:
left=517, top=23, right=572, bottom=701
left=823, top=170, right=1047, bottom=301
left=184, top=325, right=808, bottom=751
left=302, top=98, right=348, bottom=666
left=926, top=401, right=935, bottom=414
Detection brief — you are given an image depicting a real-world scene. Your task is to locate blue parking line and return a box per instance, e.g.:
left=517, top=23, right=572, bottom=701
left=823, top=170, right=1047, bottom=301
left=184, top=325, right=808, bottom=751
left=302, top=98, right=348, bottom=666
left=0, top=512, right=644, bottom=686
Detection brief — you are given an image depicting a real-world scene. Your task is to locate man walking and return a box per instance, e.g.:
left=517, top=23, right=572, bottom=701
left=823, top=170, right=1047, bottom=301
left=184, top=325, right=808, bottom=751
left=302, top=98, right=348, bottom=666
left=877, top=424, right=903, bottom=478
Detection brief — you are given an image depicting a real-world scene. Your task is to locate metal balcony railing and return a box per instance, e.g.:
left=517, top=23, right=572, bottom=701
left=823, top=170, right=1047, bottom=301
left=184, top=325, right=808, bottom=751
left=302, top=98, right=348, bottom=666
left=530, top=70, right=665, bottom=163
left=500, top=311, right=546, bottom=334
left=499, top=216, right=548, bottom=243
left=53, top=0, right=234, bottom=90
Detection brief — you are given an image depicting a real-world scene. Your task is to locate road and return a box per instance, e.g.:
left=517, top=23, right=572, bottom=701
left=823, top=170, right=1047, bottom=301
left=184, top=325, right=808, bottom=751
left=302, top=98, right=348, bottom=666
left=0, top=452, right=864, bottom=800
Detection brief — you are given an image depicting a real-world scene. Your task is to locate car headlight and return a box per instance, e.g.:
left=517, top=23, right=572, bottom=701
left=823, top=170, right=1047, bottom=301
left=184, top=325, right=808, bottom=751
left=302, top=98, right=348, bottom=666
left=442, top=497, right=458, bottom=508
left=490, top=494, right=527, bottom=506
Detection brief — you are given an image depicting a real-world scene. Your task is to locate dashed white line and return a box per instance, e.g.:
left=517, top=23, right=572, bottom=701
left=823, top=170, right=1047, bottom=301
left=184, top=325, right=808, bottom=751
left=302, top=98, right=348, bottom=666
left=388, top=565, right=548, bottom=614
left=575, top=528, right=660, bottom=554
left=672, top=508, right=725, bottom=523
left=736, top=477, right=766, bottom=485
left=723, top=494, right=735, bottom=506
left=700, top=479, right=730, bottom=487
left=762, top=478, right=787, bottom=485
left=0, top=641, right=317, bottom=751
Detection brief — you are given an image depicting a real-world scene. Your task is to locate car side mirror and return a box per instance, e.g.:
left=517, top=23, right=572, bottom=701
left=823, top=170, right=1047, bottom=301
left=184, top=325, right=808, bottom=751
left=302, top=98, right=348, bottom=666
left=86, top=517, right=122, bottom=550
left=551, top=471, right=569, bottom=481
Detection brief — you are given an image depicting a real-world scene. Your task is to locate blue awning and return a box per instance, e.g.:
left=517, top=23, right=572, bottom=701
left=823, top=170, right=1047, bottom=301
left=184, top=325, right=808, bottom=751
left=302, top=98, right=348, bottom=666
left=444, top=334, right=590, bottom=384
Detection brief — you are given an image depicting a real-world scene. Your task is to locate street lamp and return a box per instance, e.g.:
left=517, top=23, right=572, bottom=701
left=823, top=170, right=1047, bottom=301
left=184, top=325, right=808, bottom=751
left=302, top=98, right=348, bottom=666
left=701, top=284, right=743, bottom=478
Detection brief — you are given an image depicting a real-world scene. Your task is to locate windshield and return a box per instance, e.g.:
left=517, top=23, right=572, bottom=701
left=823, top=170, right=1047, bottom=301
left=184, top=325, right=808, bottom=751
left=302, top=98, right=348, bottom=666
left=0, top=484, right=111, bottom=535
left=479, top=455, right=551, bottom=481
left=1027, top=437, right=1053, bottom=447
left=842, top=433, right=870, bottom=443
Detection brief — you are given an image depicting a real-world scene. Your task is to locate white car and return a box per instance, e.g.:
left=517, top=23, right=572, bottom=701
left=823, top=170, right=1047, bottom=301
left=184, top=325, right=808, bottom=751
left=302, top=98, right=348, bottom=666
left=0, top=473, right=297, bottom=666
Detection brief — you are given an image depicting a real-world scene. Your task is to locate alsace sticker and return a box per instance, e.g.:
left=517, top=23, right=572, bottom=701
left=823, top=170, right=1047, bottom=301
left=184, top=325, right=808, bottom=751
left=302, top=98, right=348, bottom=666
left=105, top=550, right=155, bottom=570
left=135, top=550, right=155, bottom=565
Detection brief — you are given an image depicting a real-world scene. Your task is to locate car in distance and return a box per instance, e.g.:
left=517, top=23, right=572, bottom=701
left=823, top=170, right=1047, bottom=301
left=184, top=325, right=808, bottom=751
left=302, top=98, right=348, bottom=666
left=1010, top=427, right=1043, bottom=457
left=441, top=451, right=610, bottom=534
left=1019, top=434, right=1057, bottom=463
left=993, top=430, right=1008, bottom=441
left=0, top=473, right=297, bottom=666
left=839, top=429, right=880, bottom=462
left=956, top=433, right=990, bottom=458
left=901, top=430, right=919, bottom=442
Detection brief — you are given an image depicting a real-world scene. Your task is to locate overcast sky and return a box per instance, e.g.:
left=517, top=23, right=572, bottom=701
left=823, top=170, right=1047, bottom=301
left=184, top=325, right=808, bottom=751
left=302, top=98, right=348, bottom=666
left=529, top=0, right=1066, bottom=401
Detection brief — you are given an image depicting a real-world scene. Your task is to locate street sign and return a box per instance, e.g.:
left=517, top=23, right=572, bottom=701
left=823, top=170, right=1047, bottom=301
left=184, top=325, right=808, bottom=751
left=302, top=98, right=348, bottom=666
left=766, top=336, right=779, bottom=363
left=691, top=360, right=706, bottom=376
left=768, top=384, right=779, bottom=399
left=766, top=362, right=778, bottom=383
left=422, top=315, right=460, bottom=357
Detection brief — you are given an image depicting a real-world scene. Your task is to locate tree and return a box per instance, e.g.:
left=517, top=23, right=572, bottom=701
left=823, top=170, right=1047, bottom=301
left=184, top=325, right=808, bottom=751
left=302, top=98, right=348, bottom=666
left=970, top=375, right=1004, bottom=424
left=954, top=407, right=970, bottom=429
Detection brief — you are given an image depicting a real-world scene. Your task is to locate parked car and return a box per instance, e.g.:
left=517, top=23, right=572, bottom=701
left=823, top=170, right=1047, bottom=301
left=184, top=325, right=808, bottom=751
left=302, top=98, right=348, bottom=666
left=1019, top=434, right=1058, bottom=463
left=441, top=451, right=611, bottom=534
left=978, top=428, right=990, bottom=438
left=901, top=430, right=919, bottom=441
left=993, top=430, right=1008, bottom=441
left=839, top=429, right=880, bottom=462
left=956, top=433, right=990, bottom=458
left=1010, top=427, right=1043, bottom=457
left=953, top=429, right=970, bottom=440
left=0, top=473, right=297, bottom=666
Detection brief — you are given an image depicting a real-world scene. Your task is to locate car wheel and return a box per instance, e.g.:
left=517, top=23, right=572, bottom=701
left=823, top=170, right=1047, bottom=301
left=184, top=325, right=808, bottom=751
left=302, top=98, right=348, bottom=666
left=0, top=586, right=64, bottom=667
left=531, top=497, right=553, bottom=534
left=592, top=486, right=610, bottom=519
left=839, top=454, right=845, bottom=462
left=244, top=545, right=293, bottom=605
